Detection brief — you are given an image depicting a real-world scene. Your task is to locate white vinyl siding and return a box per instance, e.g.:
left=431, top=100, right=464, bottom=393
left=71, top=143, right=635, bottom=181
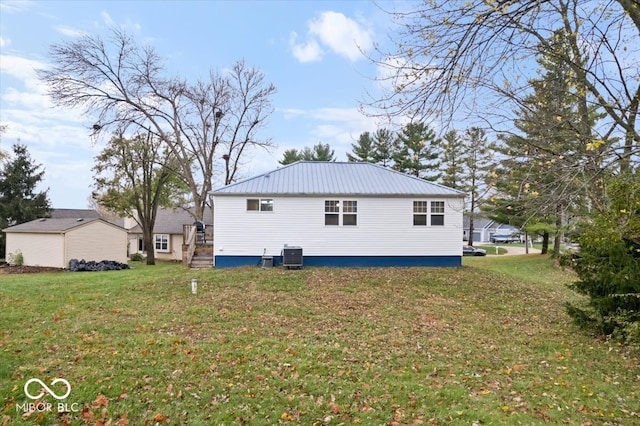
left=213, top=196, right=463, bottom=259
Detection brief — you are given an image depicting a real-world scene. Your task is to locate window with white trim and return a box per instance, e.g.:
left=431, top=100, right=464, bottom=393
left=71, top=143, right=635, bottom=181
left=325, top=200, right=358, bottom=226
left=247, top=198, right=274, bottom=212
left=325, top=200, right=340, bottom=226
left=431, top=201, right=445, bottom=226
left=155, top=234, right=170, bottom=252
left=343, top=200, right=357, bottom=226
left=413, top=201, right=428, bottom=226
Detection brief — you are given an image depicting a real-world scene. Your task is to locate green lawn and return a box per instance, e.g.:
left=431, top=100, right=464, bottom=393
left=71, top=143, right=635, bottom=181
left=1, top=257, right=638, bottom=425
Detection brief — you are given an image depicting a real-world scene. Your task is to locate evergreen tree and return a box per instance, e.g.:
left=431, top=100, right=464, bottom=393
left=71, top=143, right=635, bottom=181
left=392, top=122, right=441, bottom=180
left=279, top=149, right=303, bottom=165
left=462, top=127, right=493, bottom=246
left=0, top=144, right=51, bottom=258
left=566, top=171, right=640, bottom=344
left=371, top=128, right=396, bottom=167
left=347, top=132, right=375, bottom=162
left=279, top=143, right=336, bottom=165
left=309, top=143, right=336, bottom=162
left=440, top=129, right=465, bottom=189
left=486, top=29, right=603, bottom=255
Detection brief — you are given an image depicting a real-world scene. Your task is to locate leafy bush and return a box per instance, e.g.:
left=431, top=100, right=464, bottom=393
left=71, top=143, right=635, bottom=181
left=7, top=250, right=24, bottom=266
left=130, top=252, right=144, bottom=261
left=566, top=173, right=640, bottom=345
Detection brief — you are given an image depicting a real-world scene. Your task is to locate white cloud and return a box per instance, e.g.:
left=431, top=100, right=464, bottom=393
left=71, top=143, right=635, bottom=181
left=290, top=11, right=372, bottom=63
left=309, top=11, right=372, bottom=61
left=0, top=54, right=47, bottom=93
left=0, top=0, right=34, bottom=14
left=101, top=10, right=113, bottom=26
left=289, top=32, right=323, bottom=63
left=0, top=36, right=10, bottom=47
left=54, top=25, right=88, bottom=37
left=1, top=52, right=97, bottom=208
left=278, top=106, right=380, bottom=162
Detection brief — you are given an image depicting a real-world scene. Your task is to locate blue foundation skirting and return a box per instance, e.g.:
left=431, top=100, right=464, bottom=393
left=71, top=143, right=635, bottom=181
left=214, top=255, right=461, bottom=268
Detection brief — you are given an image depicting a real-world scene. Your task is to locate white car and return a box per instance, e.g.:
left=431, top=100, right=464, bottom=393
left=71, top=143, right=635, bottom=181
left=463, top=245, right=487, bottom=256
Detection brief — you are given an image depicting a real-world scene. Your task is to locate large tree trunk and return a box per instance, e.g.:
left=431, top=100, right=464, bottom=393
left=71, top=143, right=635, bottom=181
left=553, top=205, right=563, bottom=257
left=143, top=224, right=156, bottom=266
left=541, top=231, right=550, bottom=255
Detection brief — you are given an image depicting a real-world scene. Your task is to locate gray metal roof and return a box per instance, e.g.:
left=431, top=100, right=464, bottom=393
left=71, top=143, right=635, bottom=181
left=3, top=217, right=123, bottom=233
left=211, top=161, right=465, bottom=197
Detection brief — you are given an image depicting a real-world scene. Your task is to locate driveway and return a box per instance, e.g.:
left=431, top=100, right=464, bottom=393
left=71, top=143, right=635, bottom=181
left=502, top=245, right=541, bottom=255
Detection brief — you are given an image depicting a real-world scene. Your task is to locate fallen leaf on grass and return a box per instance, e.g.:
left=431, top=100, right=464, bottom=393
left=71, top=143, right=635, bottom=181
left=81, top=407, right=94, bottom=421
left=93, top=394, right=109, bottom=407
left=116, top=414, right=129, bottom=426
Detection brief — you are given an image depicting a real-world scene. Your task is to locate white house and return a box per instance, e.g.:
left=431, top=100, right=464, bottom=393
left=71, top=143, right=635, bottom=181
left=210, top=161, right=465, bottom=267
left=463, top=215, right=522, bottom=243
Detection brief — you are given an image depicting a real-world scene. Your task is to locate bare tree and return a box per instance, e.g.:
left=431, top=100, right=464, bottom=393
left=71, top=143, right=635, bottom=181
left=38, top=29, right=276, bottom=221
left=366, top=0, right=639, bottom=172
left=93, top=132, right=186, bottom=265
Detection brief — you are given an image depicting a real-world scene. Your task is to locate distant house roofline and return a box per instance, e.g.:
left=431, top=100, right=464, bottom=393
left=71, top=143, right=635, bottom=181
left=3, top=217, right=125, bottom=233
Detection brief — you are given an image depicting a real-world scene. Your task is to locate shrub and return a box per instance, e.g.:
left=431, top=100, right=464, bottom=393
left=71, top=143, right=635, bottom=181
left=130, top=252, right=144, bottom=261
left=7, top=250, right=24, bottom=266
left=566, top=173, right=640, bottom=345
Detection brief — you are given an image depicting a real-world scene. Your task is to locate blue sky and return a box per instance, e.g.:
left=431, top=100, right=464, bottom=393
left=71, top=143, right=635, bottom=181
left=1, top=0, right=404, bottom=209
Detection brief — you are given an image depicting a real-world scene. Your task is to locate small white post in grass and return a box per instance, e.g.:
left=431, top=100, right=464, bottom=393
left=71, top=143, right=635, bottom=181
left=191, top=278, right=197, bottom=294
left=496, top=246, right=500, bottom=255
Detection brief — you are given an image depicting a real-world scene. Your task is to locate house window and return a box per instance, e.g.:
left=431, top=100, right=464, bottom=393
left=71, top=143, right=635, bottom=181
left=247, top=198, right=274, bottom=212
left=247, top=199, right=259, bottom=211
left=155, top=234, right=169, bottom=252
left=343, top=200, right=357, bottom=226
left=431, top=201, right=445, bottom=226
left=413, top=201, right=428, bottom=226
left=325, top=200, right=340, bottom=226
left=138, top=237, right=144, bottom=252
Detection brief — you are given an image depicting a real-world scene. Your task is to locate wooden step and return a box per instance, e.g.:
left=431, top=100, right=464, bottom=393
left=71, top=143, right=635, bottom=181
left=189, top=257, right=213, bottom=268
left=194, top=245, right=213, bottom=255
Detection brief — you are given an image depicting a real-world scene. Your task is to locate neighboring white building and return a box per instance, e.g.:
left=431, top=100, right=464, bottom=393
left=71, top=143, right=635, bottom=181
left=463, top=215, right=522, bottom=243
left=4, top=217, right=128, bottom=268
left=210, top=161, right=465, bottom=268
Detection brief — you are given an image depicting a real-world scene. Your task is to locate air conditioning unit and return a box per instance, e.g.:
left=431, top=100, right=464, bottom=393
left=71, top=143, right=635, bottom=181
left=282, top=246, right=303, bottom=269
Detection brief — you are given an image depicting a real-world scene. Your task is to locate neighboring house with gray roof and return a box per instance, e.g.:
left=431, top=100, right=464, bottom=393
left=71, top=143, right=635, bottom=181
left=127, top=207, right=213, bottom=261
left=49, top=209, right=101, bottom=219
left=3, top=216, right=128, bottom=268
left=462, top=215, right=522, bottom=243
left=210, top=161, right=465, bottom=267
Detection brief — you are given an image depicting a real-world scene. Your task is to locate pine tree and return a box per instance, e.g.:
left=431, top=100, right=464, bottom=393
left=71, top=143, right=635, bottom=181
left=440, top=129, right=465, bottom=189
left=392, top=122, right=441, bottom=180
left=487, top=29, right=603, bottom=255
left=0, top=144, right=51, bottom=258
left=279, top=142, right=336, bottom=165
left=347, top=132, right=375, bottom=162
left=462, top=127, right=493, bottom=246
left=371, top=128, right=396, bottom=167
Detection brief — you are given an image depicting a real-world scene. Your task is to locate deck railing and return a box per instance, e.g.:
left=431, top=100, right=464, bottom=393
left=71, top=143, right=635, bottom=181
left=183, top=224, right=197, bottom=266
